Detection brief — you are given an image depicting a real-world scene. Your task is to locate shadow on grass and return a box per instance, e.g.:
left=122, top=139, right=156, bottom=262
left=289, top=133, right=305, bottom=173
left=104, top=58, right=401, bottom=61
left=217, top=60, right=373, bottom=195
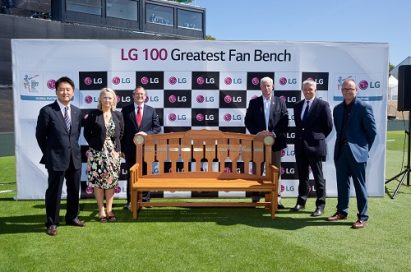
left=0, top=214, right=46, bottom=235
left=0, top=202, right=100, bottom=235
left=0, top=199, right=354, bottom=234
left=385, top=186, right=411, bottom=199
left=126, top=207, right=353, bottom=230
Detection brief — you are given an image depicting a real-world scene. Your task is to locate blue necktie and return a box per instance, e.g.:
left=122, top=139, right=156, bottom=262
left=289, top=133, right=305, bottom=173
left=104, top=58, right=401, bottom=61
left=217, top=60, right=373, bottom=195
left=302, top=101, right=310, bottom=121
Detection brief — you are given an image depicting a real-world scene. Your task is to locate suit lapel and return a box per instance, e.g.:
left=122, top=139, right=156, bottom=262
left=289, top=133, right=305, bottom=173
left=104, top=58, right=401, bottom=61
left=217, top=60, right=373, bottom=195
left=268, top=96, right=277, bottom=130
left=129, top=105, right=139, bottom=130
left=295, top=100, right=304, bottom=123
left=303, top=98, right=318, bottom=124
left=141, top=105, right=151, bottom=128
left=70, top=106, right=79, bottom=133
left=52, top=101, right=69, bottom=133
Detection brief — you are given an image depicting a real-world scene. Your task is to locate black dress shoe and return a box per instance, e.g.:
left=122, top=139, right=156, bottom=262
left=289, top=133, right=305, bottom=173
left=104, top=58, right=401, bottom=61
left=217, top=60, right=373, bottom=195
left=46, top=225, right=57, bottom=236
left=277, top=203, right=285, bottom=209
left=311, top=207, right=324, bottom=217
left=67, top=218, right=85, bottom=227
left=290, top=204, right=305, bottom=212
left=252, top=196, right=261, bottom=203
left=123, top=203, right=131, bottom=210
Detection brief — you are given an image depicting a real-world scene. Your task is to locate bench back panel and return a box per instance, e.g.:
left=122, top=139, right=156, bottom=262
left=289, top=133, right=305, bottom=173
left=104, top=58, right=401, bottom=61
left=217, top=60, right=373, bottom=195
left=135, top=130, right=274, bottom=181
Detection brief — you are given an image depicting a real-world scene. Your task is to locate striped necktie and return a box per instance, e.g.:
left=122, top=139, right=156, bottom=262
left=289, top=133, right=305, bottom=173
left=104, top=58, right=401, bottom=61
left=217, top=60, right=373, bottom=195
left=64, top=106, right=71, bottom=131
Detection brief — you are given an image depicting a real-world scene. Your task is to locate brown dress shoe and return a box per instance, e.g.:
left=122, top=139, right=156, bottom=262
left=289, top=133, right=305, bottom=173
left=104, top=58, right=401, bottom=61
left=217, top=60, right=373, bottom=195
left=327, top=212, right=347, bottom=221
left=352, top=220, right=367, bottom=229
left=47, top=225, right=57, bottom=236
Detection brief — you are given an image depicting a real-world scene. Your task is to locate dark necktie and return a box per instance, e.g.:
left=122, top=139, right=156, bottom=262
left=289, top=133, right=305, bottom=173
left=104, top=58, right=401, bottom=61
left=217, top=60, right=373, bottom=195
left=136, top=106, right=142, bottom=127
left=302, top=101, right=310, bottom=121
left=64, top=106, right=71, bottom=131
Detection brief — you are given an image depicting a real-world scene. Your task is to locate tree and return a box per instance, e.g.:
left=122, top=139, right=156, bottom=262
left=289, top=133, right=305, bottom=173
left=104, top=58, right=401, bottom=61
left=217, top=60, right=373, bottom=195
left=205, top=35, right=216, bottom=40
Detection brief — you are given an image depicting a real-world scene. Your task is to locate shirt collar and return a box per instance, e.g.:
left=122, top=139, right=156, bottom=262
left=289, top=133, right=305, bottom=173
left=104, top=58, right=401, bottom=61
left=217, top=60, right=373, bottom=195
left=134, top=102, right=144, bottom=109
left=305, top=97, right=315, bottom=103
left=56, top=99, right=70, bottom=111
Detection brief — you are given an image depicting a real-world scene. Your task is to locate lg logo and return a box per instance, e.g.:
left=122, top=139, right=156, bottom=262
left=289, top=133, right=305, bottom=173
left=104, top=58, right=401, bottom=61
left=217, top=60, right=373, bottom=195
left=141, top=76, right=159, bottom=85
left=84, top=77, right=102, bottom=86
left=196, top=77, right=215, bottom=85
left=224, top=77, right=242, bottom=85
left=223, top=113, right=242, bottom=122
left=279, top=77, right=297, bottom=85
left=168, top=113, right=187, bottom=121
left=112, top=76, right=130, bottom=85
left=196, top=95, right=214, bottom=103
left=169, top=76, right=187, bottom=85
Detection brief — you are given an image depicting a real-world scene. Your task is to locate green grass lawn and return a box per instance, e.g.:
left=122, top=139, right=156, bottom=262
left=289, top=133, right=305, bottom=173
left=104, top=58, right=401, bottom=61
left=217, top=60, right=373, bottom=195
left=1, top=131, right=411, bottom=271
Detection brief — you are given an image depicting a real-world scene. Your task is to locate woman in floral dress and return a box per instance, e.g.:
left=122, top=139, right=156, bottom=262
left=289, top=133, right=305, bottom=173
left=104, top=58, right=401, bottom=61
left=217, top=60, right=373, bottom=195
left=84, top=88, right=124, bottom=222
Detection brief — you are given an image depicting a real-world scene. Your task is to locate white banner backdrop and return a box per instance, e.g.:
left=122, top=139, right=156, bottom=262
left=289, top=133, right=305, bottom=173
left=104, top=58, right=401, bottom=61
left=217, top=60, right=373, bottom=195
left=12, top=40, right=388, bottom=199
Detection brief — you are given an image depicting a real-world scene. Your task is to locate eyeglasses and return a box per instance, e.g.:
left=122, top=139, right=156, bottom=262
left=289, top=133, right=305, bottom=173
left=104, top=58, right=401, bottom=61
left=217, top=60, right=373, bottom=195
left=134, top=93, right=145, bottom=96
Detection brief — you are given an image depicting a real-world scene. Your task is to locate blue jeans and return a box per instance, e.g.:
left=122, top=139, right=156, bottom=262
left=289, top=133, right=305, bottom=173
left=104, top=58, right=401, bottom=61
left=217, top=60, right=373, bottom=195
left=335, top=144, right=368, bottom=221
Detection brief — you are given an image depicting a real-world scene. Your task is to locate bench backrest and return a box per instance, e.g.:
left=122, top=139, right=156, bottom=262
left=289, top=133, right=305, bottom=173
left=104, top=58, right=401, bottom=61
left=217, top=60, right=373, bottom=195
left=133, top=130, right=274, bottom=181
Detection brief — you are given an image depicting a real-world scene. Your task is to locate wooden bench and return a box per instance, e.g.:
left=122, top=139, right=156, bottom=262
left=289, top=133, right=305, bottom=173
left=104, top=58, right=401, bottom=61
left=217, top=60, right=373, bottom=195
left=129, top=130, right=279, bottom=220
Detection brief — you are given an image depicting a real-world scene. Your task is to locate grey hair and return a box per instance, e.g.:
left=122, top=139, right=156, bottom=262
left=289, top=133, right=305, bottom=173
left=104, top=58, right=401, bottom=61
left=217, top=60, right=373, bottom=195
left=302, top=78, right=317, bottom=89
left=260, top=76, right=273, bottom=86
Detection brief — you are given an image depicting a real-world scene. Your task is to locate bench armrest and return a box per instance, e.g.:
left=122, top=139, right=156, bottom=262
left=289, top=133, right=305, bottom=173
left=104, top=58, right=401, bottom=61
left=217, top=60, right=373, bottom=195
left=130, top=163, right=140, bottom=185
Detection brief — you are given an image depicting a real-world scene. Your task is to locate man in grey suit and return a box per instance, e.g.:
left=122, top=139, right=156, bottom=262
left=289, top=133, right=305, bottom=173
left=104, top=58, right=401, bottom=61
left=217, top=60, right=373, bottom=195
left=36, top=76, right=85, bottom=236
left=291, top=79, right=333, bottom=216
left=244, top=76, right=289, bottom=208
left=327, top=79, right=377, bottom=229
left=121, top=86, right=161, bottom=209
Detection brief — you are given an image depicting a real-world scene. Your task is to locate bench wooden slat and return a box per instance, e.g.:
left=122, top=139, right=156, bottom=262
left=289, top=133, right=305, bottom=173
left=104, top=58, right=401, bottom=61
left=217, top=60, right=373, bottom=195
left=134, top=179, right=276, bottom=191
left=138, top=202, right=270, bottom=207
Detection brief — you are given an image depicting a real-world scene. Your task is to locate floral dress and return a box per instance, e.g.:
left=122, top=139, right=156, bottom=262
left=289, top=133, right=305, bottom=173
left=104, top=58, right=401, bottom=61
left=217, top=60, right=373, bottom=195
left=87, top=117, right=121, bottom=189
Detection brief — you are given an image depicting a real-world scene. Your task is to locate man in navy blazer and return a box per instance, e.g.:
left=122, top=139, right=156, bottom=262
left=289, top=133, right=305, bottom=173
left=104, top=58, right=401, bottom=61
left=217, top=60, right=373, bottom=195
left=245, top=76, right=289, bottom=208
left=291, top=79, right=333, bottom=216
left=121, top=86, right=161, bottom=208
left=35, top=76, right=85, bottom=236
left=327, top=79, right=376, bottom=229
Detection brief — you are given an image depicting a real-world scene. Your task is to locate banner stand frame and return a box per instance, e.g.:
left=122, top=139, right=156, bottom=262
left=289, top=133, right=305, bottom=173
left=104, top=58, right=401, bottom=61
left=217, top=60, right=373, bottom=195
left=385, top=114, right=411, bottom=198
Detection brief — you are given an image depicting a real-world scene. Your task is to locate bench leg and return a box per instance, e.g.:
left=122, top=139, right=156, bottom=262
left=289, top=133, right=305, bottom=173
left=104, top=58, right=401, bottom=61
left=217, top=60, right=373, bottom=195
left=135, top=192, right=144, bottom=220
left=131, top=189, right=137, bottom=219
left=271, top=191, right=277, bottom=219
left=264, top=193, right=270, bottom=209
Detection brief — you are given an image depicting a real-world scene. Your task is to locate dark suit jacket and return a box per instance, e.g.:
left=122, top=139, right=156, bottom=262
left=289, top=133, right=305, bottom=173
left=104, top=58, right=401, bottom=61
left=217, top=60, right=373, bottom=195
left=333, top=98, right=377, bottom=163
left=244, top=95, right=289, bottom=151
left=35, top=100, right=82, bottom=171
left=121, top=103, right=161, bottom=163
left=294, top=98, right=333, bottom=159
left=83, top=109, right=124, bottom=152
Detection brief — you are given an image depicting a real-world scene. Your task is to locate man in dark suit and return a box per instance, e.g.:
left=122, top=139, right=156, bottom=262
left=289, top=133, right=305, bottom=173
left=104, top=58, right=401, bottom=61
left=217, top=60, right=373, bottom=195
left=245, top=76, right=289, bottom=208
left=35, top=76, right=85, bottom=236
left=121, top=86, right=161, bottom=209
left=291, top=79, right=333, bottom=216
left=327, top=79, right=376, bottom=229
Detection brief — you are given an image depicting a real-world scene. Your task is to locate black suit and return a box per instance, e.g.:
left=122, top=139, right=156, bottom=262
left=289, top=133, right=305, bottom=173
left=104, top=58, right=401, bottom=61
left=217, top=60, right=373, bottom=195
left=83, top=110, right=124, bottom=152
left=244, top=95, right=288, bottom=152
left=293, top=98, right=333, bottom=208
left=35, top=101, right=82, bottom=227
left=121, top=103, right=161, bottom=203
